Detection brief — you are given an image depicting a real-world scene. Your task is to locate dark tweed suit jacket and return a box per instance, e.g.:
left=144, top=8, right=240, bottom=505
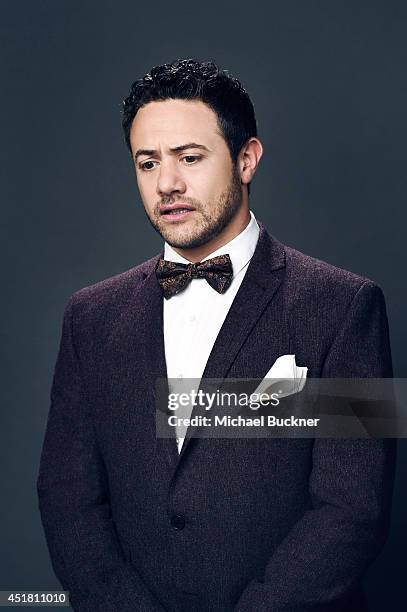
left=37, top=222, right=396, bottom=612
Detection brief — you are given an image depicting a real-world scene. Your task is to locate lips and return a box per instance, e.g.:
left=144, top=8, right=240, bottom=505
left=159, top=203, right=195, bottom=216
left=159, top=203, right=196, bottom=222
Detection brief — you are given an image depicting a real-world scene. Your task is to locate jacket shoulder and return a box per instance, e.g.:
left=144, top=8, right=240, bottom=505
left=282, top=241, right=380, bottom=296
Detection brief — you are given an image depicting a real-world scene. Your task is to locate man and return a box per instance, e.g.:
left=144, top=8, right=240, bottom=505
left=37, top=59, right=396, bottom=611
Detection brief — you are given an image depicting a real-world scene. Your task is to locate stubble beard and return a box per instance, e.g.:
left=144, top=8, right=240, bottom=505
left=144, top=166, right=243, bottom=249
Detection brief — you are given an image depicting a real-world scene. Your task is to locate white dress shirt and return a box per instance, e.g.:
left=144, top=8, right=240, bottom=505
left=163, top=210, right=260, bottom=453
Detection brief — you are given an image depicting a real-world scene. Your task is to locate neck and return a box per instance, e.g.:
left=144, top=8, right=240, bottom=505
left=171, top=205, right=251, bottom=263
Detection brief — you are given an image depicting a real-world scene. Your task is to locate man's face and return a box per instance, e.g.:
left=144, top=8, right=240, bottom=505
left=129, top=99, right=243, bottom=249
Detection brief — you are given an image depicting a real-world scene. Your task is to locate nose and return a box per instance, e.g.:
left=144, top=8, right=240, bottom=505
left=156, top=159, right=186, bottom=197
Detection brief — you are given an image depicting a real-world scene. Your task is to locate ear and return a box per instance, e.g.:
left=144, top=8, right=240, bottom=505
left=238, top=138, right=264, bottom=185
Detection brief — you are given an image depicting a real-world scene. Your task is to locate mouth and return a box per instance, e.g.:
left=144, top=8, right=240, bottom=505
left=159, top=203, right=196, bottom=222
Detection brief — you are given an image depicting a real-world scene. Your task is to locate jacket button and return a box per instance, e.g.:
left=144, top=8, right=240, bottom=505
left=170, top=514, right=186, bottom=530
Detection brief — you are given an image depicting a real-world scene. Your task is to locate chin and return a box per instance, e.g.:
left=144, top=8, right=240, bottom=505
left=166, top=237, right=204, bottom=250
left=164, top=230, right=209, bottom=250
left=161, top=224, right=206, bottom=248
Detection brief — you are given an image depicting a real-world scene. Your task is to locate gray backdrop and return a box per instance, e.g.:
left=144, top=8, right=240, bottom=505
left=1, top=0, right=406, bottom=609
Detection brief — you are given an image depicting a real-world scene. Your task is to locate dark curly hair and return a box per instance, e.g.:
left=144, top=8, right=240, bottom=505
left=122, top=58, right=258, bottom=164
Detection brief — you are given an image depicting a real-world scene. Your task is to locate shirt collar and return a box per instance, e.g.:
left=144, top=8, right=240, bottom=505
left=163, top=210, right=260, bottom=277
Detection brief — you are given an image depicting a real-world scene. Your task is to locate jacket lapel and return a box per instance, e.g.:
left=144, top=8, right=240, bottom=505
left=124, top=255, right=180, bottom=471
left=177, top=223, right=286, bottom=461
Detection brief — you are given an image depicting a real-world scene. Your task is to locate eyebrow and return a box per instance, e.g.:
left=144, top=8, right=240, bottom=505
left=133, top=142, right=211, bottom=162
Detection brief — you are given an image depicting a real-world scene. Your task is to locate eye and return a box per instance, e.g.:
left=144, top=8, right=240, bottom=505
left=139, top=160, right=158, bottom=171
left=182, top=155, right=202, bottom=164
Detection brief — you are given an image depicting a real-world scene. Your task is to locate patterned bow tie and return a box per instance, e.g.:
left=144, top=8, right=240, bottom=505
left=156, top=254, right=233, bottom=299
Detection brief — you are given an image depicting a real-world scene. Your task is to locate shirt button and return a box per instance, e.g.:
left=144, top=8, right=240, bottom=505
left=189, top=314, right=196, bottom=323
left=170, top=514, right=186, bottom=530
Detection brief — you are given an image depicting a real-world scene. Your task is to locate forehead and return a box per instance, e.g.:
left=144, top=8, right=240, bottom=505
left=129, top=99, right=223, bottom=148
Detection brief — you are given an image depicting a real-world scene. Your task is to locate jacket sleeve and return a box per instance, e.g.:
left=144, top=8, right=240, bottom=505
left=37, top=296, right=167, bottom=612
left=234, top=281, right=397, bottom=612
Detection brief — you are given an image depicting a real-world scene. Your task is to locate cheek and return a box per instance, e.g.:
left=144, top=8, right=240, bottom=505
left=190, top=165, right=229, bottom=203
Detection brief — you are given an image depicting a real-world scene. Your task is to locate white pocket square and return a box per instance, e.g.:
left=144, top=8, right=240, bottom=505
left=253, top=354, right=308, bottom=398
